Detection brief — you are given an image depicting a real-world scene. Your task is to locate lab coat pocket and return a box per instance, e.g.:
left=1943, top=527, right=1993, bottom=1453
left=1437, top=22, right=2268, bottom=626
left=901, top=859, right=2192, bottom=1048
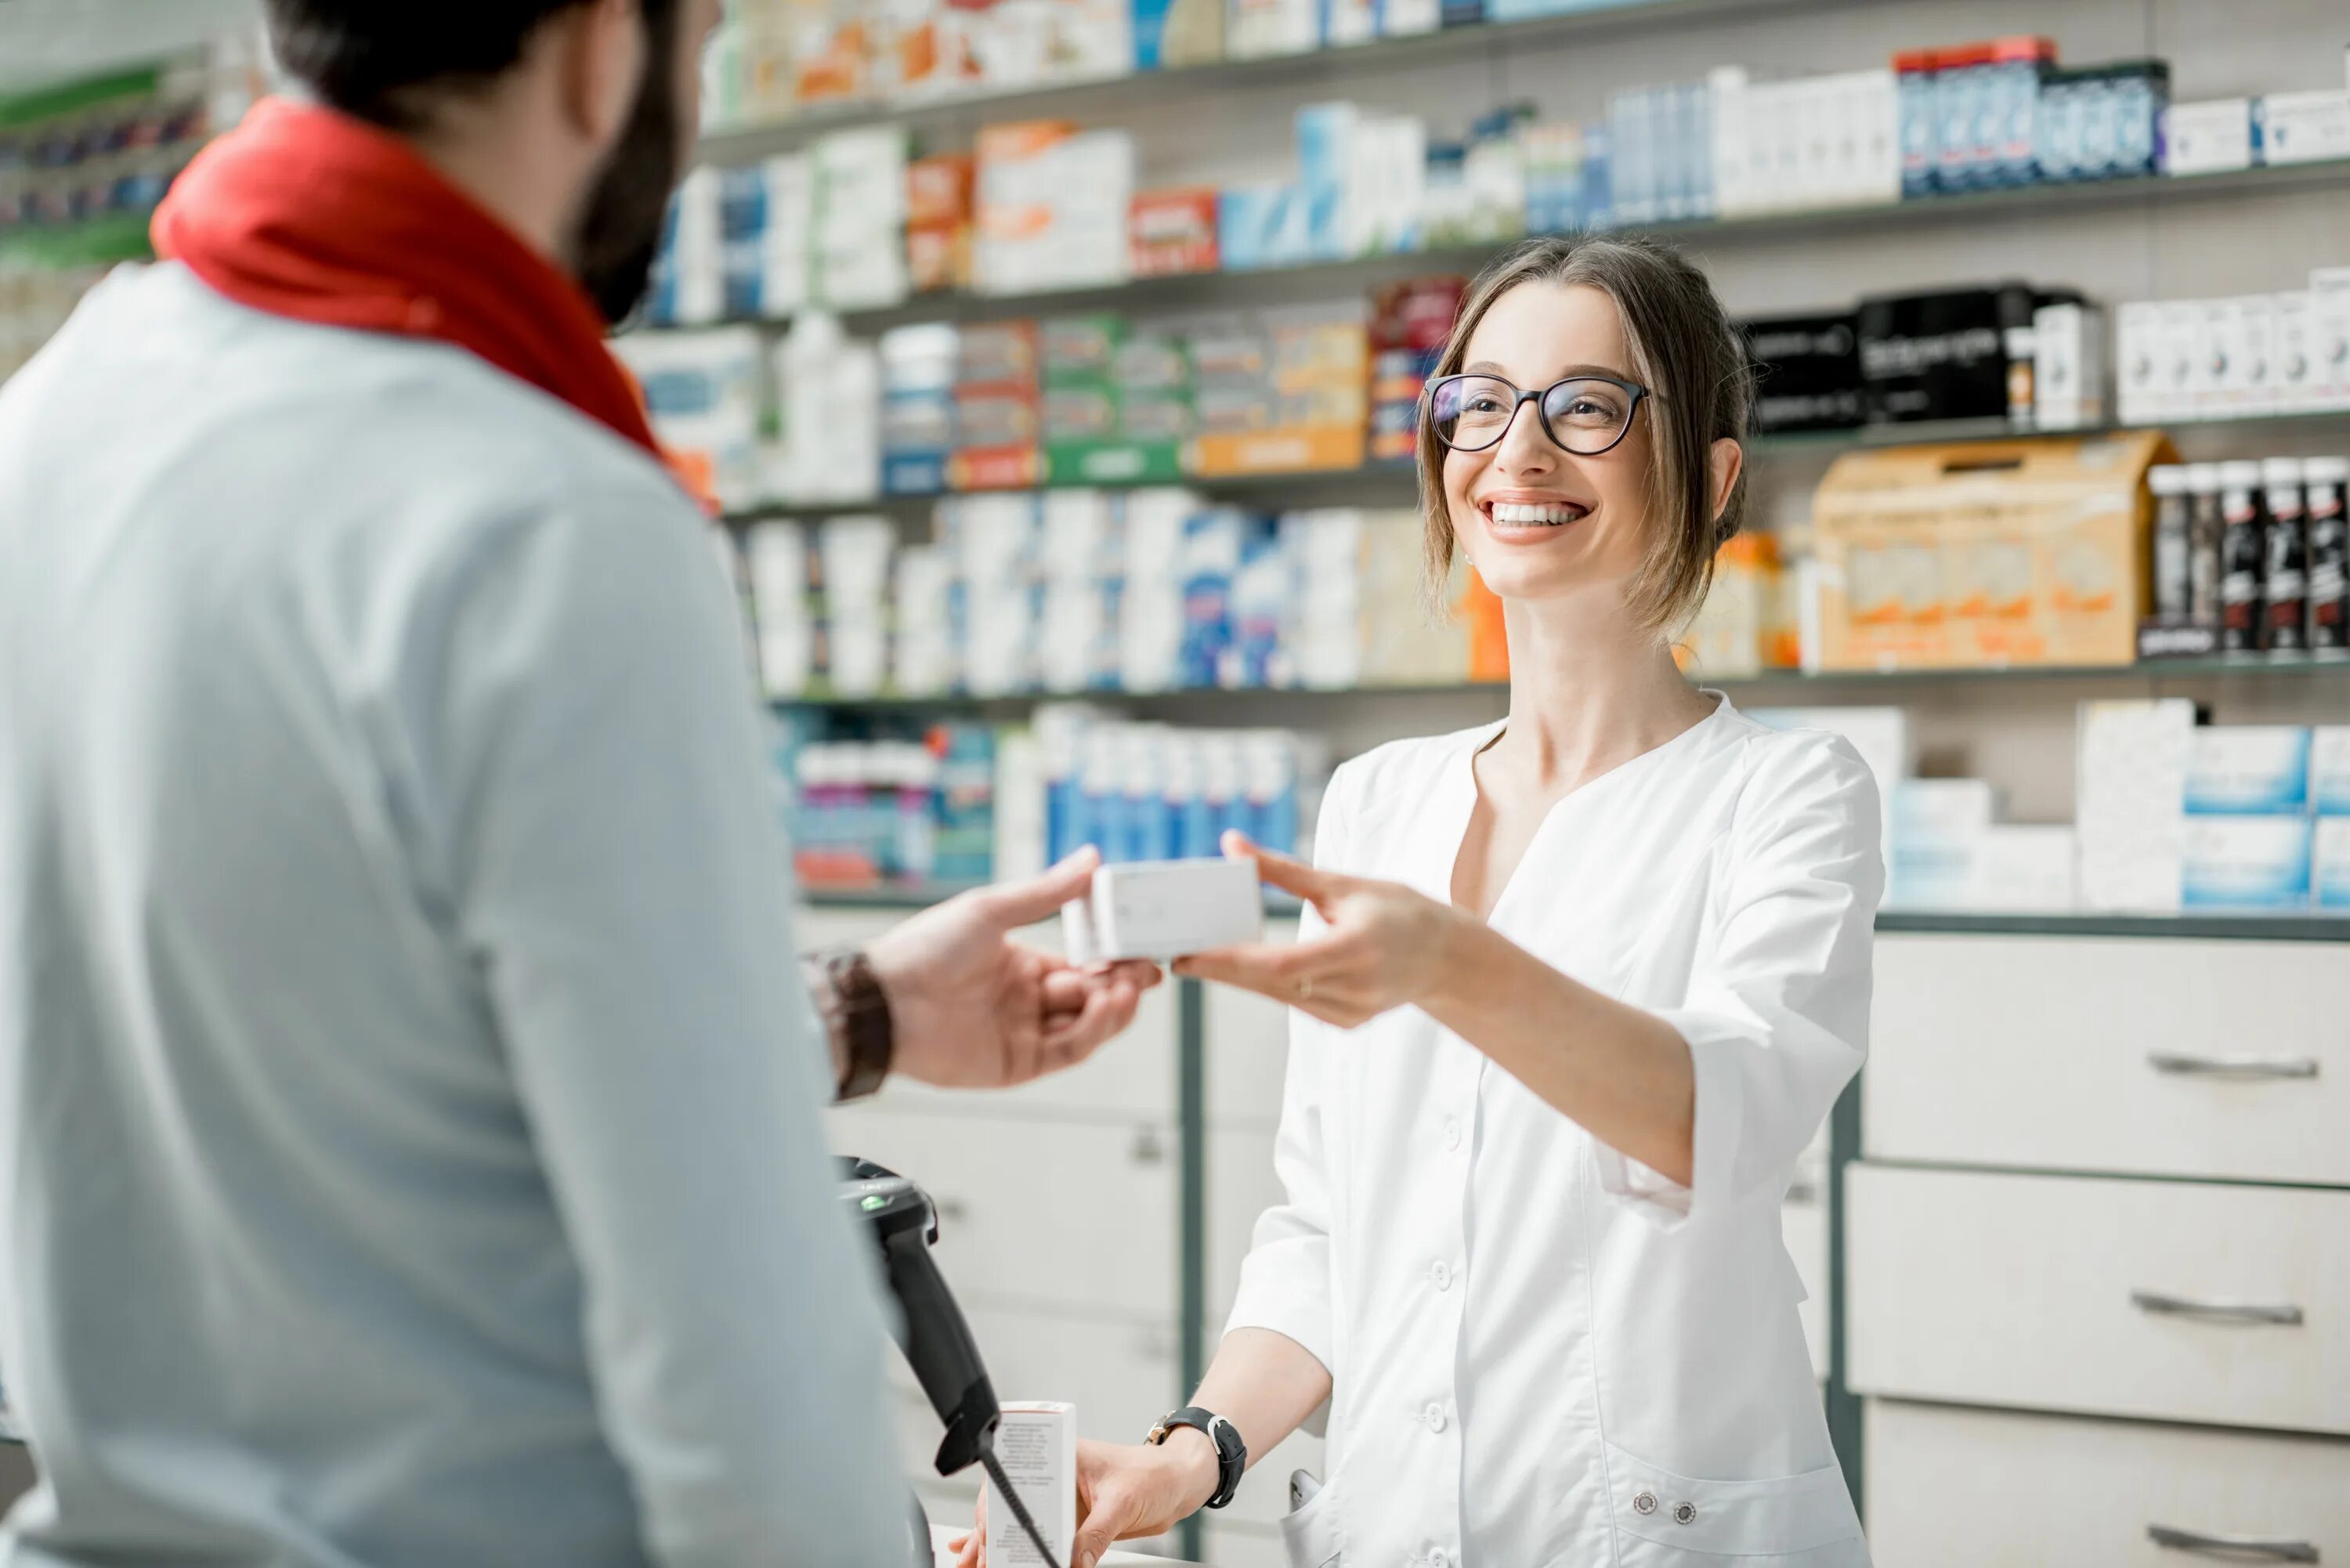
left=1277, top=1474, right=1343, bottom=1568
left=1605, top=1443, right=1867, bottom=1565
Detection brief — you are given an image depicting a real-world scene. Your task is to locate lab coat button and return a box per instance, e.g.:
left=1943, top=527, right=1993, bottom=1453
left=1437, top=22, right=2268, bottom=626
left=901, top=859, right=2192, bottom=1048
left=1673, top=1502, right=1697, bottom=1526
left=1423, top=1402, right=1448, bottom=1433
left=1442, top=1118, right=1461, bottom=1151
left=1429, top=1552, right=1452, bottom=1568
left=1632, top=1490, right=1658, bottom=1516
left=1429, top=1260, right=1452, bottom=1290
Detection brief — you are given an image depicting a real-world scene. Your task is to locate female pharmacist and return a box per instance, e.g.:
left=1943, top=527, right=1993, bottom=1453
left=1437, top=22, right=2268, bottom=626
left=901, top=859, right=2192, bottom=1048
left=962, top=235, right=1882, bottom=1568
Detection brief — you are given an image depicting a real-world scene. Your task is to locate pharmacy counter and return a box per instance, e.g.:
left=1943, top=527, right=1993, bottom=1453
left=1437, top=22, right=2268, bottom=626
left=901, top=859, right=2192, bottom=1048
left=929, top=1523, right=1194, bottom=1566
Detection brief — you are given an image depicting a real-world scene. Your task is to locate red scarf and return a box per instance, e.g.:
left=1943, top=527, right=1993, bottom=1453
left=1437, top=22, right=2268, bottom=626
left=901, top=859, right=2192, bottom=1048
left=153, top=97, right=667, bottom=466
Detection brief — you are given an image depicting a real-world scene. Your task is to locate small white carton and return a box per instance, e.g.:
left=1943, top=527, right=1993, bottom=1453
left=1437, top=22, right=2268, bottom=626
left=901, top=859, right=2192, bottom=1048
left=985, top=1402, right=1077, bottom=1567
left=1061, top=857, right=1264, bottom=962
left=2185, top=726, right=2312, bottom=815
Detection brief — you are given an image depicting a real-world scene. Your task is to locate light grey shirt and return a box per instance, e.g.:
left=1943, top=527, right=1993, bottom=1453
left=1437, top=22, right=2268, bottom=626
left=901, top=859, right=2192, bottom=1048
left=0, top=265, right=911, bottom=1567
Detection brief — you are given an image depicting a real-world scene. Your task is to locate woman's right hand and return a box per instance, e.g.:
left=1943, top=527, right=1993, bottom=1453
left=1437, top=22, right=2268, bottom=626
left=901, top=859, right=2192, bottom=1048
left=950, top=1434, right=1220, bottom=1568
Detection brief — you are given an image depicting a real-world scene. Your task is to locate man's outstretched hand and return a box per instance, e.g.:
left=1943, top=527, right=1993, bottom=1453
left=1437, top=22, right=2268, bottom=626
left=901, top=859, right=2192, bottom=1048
left=866, top=848, right=1162, bottom=1089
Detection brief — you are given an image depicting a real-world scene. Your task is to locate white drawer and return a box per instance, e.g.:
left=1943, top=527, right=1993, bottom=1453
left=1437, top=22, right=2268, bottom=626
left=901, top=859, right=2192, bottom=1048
left=1869, top=935, right=2350, bottom=1186
left=829, top=1105, right=1178, bottom=1317
left=1847, top=1165, right=2350, bottom=1436
left=1866, top=1400, right=2350, bottom=1568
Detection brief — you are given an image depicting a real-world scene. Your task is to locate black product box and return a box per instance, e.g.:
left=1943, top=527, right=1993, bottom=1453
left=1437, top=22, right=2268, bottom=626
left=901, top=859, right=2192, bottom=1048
left=1742, top=312, right=1864, bottom=434
left=1857, top=283, right=2041, bottom=425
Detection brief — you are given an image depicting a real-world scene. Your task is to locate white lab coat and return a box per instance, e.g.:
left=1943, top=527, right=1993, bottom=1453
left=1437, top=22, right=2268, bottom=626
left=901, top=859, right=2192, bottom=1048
left=1226, top=699, right=1882, bottom=1568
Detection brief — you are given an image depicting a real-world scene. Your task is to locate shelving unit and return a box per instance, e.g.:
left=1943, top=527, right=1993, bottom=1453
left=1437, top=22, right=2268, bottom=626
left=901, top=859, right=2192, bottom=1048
left=697, top=0, right=1884, bottom=163
left=662, top=156, right=2350, bottom=338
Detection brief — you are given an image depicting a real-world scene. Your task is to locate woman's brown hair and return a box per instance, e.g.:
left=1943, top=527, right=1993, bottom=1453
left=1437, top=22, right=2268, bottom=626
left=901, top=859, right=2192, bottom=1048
left=1418, top=234, right=1754, bottom=634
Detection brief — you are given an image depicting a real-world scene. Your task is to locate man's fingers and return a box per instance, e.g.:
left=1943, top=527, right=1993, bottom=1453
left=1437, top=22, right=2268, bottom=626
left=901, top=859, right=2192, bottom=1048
left=1222, top=829, right=1334, bottom=904
left=977, top=847, right=1103, bottom=928
left=1038, top=981, right=1137, bottom=1070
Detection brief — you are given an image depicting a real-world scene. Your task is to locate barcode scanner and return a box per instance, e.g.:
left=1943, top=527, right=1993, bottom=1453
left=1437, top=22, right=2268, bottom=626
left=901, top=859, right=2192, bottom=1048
left=839, top=1157, right=1065, bottom=1568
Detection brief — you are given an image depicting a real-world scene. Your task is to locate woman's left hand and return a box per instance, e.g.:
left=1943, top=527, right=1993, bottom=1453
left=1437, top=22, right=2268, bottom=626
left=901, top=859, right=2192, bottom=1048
left=1173, top=832, right=1470, bottom=1028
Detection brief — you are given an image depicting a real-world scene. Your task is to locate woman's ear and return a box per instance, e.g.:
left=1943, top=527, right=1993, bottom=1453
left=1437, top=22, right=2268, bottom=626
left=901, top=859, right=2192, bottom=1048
left=1707, top=436, right=1744, bottom=524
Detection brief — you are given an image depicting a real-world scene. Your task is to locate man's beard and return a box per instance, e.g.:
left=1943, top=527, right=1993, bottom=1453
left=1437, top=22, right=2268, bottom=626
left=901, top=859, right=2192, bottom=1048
left=573, top=9, right=684, bottom=327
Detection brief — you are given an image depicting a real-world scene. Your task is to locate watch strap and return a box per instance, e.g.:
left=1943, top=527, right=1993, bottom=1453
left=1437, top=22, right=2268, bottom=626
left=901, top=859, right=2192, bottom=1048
left=1148, top=1406, right=1246, bottom=1510
left=808, top=948, right=893, bottom=1102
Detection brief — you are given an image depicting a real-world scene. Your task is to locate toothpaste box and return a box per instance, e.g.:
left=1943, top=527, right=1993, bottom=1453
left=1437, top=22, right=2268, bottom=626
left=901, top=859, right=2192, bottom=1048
left=2186, top=726, right=2312, bottom=815
left=2182, top=816, right=2314, bottom=910
left=2312, top=727, right=2350, bottom=814
left=2317, top=818, right=2350, bottom=909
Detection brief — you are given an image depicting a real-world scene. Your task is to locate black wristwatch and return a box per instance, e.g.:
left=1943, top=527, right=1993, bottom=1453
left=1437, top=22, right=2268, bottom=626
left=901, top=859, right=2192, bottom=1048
left=1148, top=1406, right=1246, bottom=1510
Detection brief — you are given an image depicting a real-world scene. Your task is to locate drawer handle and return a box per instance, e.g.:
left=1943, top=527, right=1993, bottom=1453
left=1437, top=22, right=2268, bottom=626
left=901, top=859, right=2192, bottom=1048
left=2130, top=1289, right=2305, bottom=1327
left=2148, top=1051, right=2319, bottom=1080
left=2148, top=1523, right=2319, bottom=1562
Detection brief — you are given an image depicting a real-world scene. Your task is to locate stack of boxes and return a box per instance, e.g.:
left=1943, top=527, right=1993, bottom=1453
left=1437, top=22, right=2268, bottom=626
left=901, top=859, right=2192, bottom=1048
left=1885, top=779, right=2078, bottom=913
left=1367, top=276, right=1466, bottom=465
left=812, top=128, right=910, bottom=309
left=1043, top=316, right=1195, bottom=486
left=2076, top=705, right=2350, bottom=912
left=2116, top=267, right=2350, bottom=426
left=1708, top=67, right=1903, bottom=219
left=973, top=121, right=1135, bottom=295
left=905, top=153, right=975, bottom=294
left=1037, top=491, right=1125, bottom=693
left=1186, top=306, right=1368, bottom=479
left=770, top=311, right=882, bottom=504
left=1896, top=38, right=2166, bottom=195
left=878, top=323, right=957, bottom=495
left=2163, top=85, right=2350, bottom=176
left=612, top=327, right=765, bottom=511
left=942, top=495, right=1043, bottom=697
left=740, top=492, right=1482, bottom=701
left=951, top=321, right=1043, bottom=491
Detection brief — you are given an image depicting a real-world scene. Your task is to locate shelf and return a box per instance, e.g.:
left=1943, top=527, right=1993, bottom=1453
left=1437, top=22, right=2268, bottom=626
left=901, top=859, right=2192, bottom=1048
left=773, top=658, right=2350, bottom=714
left=1877, top=912, right=2350, bottom=942
left=694, top=0, right=1878, bottom=163
left=719, top=406, right=2350, bottom=524
left=792, top=891, right=2350, bottom=938
left=656, top=157, right=2350, bottom=338
left=794, top=880, right=987, bottom=909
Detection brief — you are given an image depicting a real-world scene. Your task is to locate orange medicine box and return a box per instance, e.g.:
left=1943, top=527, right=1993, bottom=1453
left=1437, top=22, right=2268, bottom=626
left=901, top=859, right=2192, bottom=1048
left=1130, top=188, right=1220, bottom=277
left=1810, top=432, right=2172, bottom=670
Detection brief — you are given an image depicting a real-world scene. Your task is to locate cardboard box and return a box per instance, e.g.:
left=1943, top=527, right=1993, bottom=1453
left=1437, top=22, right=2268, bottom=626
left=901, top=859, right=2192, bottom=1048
left=2185, top=725, right=2312, bottom=815
left=2182, top=817, right=2314, bottom=910
left=2312, top=727, right=2350, bottom=815
left=2114, top=301, right=2164, bottom=425
left=1811, top=432, right=2173, bottom=670
left=2312, top=267, right=2350, bottom=410
left=2077, top=698, right=2194, bottom=913
left=2318, top=818, right=2350, bottom=909
left=2256, top=89, right=2350, bottom=165
left=2161, top=98, right=2254, bottom=174
left=1129, top=188, right=1220, bottom=277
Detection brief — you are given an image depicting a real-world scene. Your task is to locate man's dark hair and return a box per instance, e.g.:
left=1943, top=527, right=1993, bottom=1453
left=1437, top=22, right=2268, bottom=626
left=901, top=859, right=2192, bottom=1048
left=266, top=1, right=679, bottom=132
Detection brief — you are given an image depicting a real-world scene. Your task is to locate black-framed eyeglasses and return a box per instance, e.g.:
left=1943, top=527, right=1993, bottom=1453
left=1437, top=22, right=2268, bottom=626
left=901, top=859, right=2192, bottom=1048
left=1424, top=373, right=1649, bottom=456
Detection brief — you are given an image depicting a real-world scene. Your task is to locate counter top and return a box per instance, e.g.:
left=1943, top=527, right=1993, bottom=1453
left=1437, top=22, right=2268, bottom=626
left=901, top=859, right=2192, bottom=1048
left=928, top=1522, right=1187, bottom=1567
